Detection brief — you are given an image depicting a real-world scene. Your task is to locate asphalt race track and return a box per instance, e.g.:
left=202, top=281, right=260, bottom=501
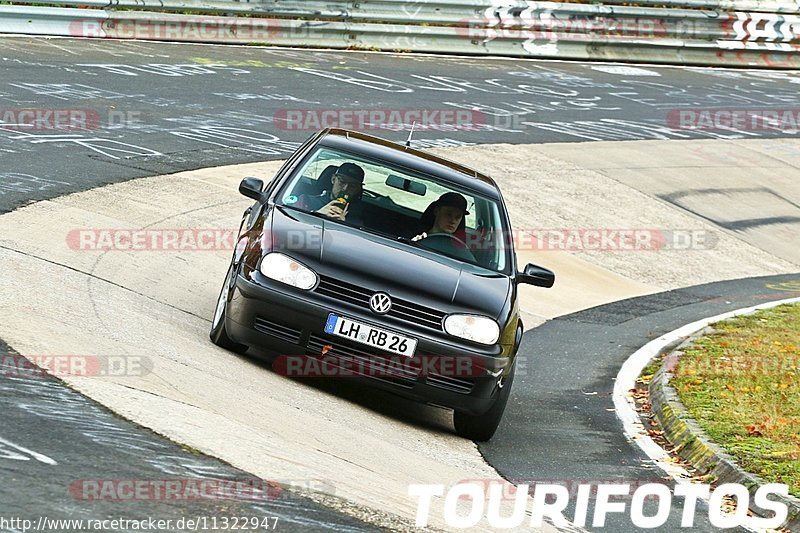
left=484, top=273, right=800, bottom=531
left=2, top=37, right=800, bottom=214
left=1, top=36, right=800, bottom=532
left=0, top=343, right=375, bottom=532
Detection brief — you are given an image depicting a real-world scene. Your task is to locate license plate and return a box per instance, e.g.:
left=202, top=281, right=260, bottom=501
left=324, top=314, right=417, bottom=357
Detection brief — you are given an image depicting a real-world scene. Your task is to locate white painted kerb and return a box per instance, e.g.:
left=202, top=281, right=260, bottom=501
left=613, top=295, right=800, bottom=532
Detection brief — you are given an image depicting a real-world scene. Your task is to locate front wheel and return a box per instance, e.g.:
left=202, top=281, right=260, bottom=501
left=453, top=361, right=516, bottom=442
left=210, top=263, right=247, bottom=353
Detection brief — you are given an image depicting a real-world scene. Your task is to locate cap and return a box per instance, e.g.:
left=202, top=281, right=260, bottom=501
left=335, top=163, right=365, bottom=183
left=418, top=192, right=469, bottom=235
left=433, top=192, right=470, bottom=215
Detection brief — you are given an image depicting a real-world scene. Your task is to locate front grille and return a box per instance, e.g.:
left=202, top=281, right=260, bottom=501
left=425, top=374, right=475, bottom=395
left=254, top=317, right=302, bottom=344
left=315, top=277, right=370, bottom=306
left=306, top=335, right=418, bottom=388
left=420, top=348, right=478, bottom=394
left=316, top=276, right=446, bottom=330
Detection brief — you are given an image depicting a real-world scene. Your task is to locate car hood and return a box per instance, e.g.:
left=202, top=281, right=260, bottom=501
left=270, top=206, right=510, bottom=318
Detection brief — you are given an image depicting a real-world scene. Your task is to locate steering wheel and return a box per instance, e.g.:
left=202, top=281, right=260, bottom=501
left=424, top=232, right=470, bottom=249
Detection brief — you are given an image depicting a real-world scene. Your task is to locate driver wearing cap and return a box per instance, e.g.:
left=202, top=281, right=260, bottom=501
left=414, top=192, right=475, bottom=262
left=415, top=192, right=469, bottom=240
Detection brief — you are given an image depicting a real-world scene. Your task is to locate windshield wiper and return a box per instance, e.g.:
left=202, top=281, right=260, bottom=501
left=396, top=236, right=418, bottom=247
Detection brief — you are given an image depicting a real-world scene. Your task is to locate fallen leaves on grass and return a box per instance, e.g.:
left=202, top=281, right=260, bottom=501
left=669, top=303, right=800, bottom=498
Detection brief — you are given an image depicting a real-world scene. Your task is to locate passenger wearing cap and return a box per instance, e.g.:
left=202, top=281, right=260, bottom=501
left=298, top=162, right=365, bottom=225
left=414, top=192, right=475, bottom=262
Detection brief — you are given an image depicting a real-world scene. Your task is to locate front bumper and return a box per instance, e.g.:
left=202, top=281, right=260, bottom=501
left=225, top=272, right=513, bottom=415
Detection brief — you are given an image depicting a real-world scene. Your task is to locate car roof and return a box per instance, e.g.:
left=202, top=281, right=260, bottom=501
left=316, top=129, right=502, bottom=200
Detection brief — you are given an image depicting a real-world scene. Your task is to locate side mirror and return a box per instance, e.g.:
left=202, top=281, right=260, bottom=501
left=518, top=263, right=555, bottom=288
left=239, top=177, right=264, bottom=201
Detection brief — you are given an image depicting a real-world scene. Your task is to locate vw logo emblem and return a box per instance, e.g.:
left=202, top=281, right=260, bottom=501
left=369, top=293, right=392, bottom=314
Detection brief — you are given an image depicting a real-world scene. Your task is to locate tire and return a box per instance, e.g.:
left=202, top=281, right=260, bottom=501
left=453, top=359, right=516, bottom=442
left=209, top=263, right=248, bottom=353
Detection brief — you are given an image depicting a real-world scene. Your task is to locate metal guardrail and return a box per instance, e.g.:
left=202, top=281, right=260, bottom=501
left=0, top=0, right=798, bottom=68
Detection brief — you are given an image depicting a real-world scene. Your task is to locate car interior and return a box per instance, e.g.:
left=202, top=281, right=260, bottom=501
left=287, top=161, right=506, bottom=272
left=291, top=163, right=427, bottom=237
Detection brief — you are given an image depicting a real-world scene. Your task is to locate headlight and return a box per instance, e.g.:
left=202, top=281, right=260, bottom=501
left=444, top=314, right=500, bottom=345
left=259, top=253, right=317, bottom=290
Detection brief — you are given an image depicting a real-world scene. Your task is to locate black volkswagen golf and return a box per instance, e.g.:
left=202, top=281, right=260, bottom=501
left=210, top=128, right=554, bottom=441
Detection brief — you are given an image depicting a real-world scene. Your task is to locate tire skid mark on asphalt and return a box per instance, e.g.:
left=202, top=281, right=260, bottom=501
left=0, top=436, right=58, bottom=465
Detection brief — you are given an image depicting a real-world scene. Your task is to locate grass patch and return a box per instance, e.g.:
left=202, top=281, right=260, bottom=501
left=640, top=352, right=666, bottom=385
left=672, top=303, right=800, bottom=498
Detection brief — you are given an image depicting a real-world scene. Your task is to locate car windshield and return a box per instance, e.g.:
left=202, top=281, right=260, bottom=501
left=275, top=146, right=511, bottom=274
